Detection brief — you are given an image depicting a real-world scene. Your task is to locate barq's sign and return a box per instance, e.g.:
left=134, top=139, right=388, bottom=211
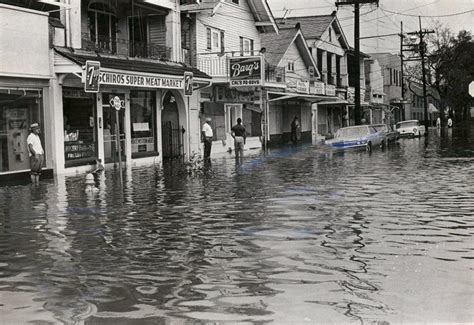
left=229, top=56, right=263, bottom=87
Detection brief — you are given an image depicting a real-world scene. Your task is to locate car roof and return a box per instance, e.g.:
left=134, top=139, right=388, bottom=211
left=339, top=125, right=369, bottom=130
left=397, top=120, right=419, bottom=124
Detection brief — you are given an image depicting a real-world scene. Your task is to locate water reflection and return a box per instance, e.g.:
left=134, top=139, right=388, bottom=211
left=0, top=126, right=473, bottom=324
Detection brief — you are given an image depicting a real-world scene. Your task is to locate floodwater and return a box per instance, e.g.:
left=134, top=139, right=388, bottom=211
left=1, top=126, right=473, bottom=324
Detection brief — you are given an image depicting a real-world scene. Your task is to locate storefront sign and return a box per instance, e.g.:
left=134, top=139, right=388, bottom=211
left=296, top=80, right=310, bottom=94
left=110, top=96, right=124, bottom=111
left=99, top=71, right=184, bottom=89
left=310, top=82, right=325, bottom=95
left=229, top=56, right=262, bottom=87
left=85, top=61, right=100, bottom=93
left=184, top=72, right=193, bottom=96
left=326, top=84, right=336, bottom=96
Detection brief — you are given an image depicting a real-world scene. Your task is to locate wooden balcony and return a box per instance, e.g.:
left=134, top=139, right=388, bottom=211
left=81, top=33, right=171, bottom=60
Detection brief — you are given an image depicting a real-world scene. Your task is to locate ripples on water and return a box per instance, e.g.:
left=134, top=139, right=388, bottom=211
left=0, top=127, right=473, bottom=324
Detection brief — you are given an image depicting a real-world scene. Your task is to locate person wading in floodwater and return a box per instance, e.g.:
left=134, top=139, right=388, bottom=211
left=201, top=117, right=213, bottom=161
left=27, top=123, right=44, bottom=185
left=231, top=117, right=246, bottom=163
left=290, top=116, right=300, bottom=145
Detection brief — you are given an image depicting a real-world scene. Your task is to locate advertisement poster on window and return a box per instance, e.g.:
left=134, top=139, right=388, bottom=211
left=229, top=56, right=263, bottom=87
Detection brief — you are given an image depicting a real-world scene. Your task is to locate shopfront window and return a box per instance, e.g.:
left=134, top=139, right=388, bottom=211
left=62, top=88, right=97, bottom=167
left=0, top=89, right=43, bottom=173
left=130, top=91, right=157, bottom=158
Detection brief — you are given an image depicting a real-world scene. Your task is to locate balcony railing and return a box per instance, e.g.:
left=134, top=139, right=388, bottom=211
left=197, top=55, right=228, bottom=78
left=265, top=65, right=285, bottom=84
left=81, top=33, right=171, bottom=60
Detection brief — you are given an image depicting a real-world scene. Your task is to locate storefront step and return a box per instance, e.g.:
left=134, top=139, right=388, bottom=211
left=0, top=169, right=54, bottom=186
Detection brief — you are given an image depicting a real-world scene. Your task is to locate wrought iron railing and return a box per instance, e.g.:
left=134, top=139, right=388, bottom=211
left=81, top=33, right=171, bottom=60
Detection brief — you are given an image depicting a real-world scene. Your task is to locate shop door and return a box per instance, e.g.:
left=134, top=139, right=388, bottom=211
left=102, top=93, right=126, bottom=164
left=161, top=92, right=183, bottom=159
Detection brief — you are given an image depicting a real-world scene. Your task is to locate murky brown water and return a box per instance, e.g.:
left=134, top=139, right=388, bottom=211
left=1, top=127, right=473, bottom=324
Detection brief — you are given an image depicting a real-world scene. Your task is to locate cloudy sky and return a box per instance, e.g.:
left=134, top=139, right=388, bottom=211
left=267, top=0, right=474, bottom=54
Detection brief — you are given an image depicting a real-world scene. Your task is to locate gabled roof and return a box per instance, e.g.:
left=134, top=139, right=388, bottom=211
left=54, top=48, right=210, bottom=79
left=276, top=12, right=350, bottom=49
left=181, top=0, right=278, bottom=33
left=261, top=26, right=320, bottom=78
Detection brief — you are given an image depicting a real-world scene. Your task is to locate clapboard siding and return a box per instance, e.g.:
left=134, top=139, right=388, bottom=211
left=196, top=1, right=262, bottom=56
left=281, top=42, right=312, bottom=80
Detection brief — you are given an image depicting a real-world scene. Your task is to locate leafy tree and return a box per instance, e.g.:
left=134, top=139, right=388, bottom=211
left=403, top=23, right=474, bottom=121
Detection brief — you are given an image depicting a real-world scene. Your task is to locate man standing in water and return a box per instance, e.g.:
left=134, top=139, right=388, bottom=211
left=27, top=123, right=44, bottom=184
left=231, top=118, right=246, bottom=162
left=201, top=117, right=213, bottom=161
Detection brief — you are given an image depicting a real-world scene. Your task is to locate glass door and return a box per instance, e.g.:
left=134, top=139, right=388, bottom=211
left=102, top=93, right=126, bottom=164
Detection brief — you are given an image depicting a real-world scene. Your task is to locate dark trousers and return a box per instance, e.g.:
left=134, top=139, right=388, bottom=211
left=204, top=138, right=212, bottom=159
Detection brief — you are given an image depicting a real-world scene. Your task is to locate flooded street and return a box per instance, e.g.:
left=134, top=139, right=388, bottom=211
left=1, top=127, right=473, bottom=324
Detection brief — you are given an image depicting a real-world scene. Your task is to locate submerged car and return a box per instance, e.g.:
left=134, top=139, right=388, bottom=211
left=395, top=120, right=426, bottom=137
left=372, top=123, right=400, bottom=146
left=325, top=125, right=384, bottom=152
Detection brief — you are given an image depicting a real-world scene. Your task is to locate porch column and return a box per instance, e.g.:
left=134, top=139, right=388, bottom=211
left=311, top=103, right=319, bottom=144
left=48, top=76, right=65, bottom=175
left=124, top=90, right=132, bottom=164
left=96, top=93, right=104, bottom=164
left=156, top=90, right=163, bottom=165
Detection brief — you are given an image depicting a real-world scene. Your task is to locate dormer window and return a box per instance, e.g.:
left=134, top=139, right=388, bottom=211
left=328, top=27, right=332, bottom=42
left=232, top=0, right=239, bottom=4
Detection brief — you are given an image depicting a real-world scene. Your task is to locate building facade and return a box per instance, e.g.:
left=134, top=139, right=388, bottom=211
left=0, top=4, right=53, bottom=181
left=181, top=0, right=278, bottom=155
left=1, top=0, right=212, bottom=179
left=277, top=13, right=350, bottom=139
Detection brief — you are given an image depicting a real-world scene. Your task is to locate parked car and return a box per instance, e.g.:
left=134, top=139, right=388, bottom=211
left=325, top=125, right=385, bottom=152
left=395, top=120, right=426, bottom=137
left=372, top=123, right=400, bottom=146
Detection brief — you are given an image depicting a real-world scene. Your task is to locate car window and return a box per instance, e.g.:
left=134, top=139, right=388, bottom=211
left=397, top=121, right=418, bottom=128
left=335, top=127, right=369, bottom=138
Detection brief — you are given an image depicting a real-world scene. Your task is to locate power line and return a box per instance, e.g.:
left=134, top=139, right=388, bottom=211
left=380, top=8, right=474, bottom=18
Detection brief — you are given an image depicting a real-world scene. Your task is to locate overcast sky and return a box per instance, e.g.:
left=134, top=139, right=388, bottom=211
left=267, top=0, right=474, bottom=54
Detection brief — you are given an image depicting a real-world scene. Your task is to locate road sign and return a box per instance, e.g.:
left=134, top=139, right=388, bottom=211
left=469, top=81, right=474, bottom=97
left=184, top=72, right=193, bottom=96
left=84, top=61, right=100, bottom=93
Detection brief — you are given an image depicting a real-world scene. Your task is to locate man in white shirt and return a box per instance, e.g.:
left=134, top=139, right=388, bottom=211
left=27, top=123, right=44, bottom=184
left=201, top=117, right=213, bottom=160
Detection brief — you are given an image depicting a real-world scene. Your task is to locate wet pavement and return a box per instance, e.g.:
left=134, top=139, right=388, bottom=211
left=1, top=126, right=473, bottom=324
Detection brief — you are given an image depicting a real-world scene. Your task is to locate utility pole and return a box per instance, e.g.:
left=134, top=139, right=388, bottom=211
left=336, top=0, right=379, bottom=125
left=419, top=16, right=429, bottom=130
left=406, top=18, right=434, bottom=130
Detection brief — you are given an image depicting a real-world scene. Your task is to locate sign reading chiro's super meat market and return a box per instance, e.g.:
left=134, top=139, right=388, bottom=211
left=229, top=56, right=263, bottom=87
left=99, top=71, right=184, bottom=89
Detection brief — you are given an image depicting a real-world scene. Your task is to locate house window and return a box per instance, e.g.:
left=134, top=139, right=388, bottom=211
left=231, top=0, right=239, bottom=4
left=287, top=61, right=295, bottom=72
left=328, top=27, right=332, bottom=42
left=206, top=27, right=224, bottom=53
left=240, top=37, right=254, bottom=56
left=389, top=68, right=392, bottom=85
left=87, top=2, right=117, bottom=53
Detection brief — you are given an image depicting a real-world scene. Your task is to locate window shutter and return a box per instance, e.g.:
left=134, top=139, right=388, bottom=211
left=239, top=36, right=243, bottom=56
left=206, top=28, right=211, bottom=50
left=220, top=30, right=225, bottom=54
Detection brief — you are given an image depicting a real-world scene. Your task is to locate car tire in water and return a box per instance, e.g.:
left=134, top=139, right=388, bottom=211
left=366, top=142, right=372, bottom=152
